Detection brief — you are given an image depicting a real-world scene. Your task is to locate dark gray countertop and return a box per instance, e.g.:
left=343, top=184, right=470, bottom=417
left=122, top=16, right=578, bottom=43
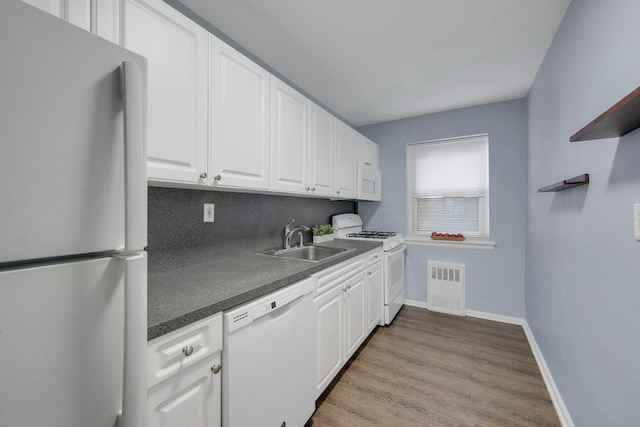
left=147, top=239, right=382, bottom=340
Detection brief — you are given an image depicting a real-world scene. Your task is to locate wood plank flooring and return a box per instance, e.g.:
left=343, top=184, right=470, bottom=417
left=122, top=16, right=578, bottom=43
left=308, top=306, right=560, bottom=427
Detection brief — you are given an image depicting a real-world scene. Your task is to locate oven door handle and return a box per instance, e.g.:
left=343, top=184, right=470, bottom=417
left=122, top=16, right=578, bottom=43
left=387, top=244, right=406, bottom=255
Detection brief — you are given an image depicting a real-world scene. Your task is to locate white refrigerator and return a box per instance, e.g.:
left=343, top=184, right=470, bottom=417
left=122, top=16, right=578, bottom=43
left=0, top=1, right=148, bottom=426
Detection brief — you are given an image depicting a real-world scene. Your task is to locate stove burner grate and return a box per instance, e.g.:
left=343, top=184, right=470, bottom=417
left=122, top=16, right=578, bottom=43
left=346, top=231, right=397, bottom=239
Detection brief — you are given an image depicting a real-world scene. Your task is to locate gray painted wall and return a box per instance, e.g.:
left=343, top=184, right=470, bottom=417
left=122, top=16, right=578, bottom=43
left=526, top=0, right=640, bottom=424
left=148, top=187, right=355, bottom=274
left=358, top=99, right=528, bottom=317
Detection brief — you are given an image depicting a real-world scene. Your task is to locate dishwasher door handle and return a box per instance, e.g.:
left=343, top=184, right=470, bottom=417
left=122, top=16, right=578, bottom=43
left=252, top=289, right=308, bottom=322
left=225, top=279, right=314, bottom=334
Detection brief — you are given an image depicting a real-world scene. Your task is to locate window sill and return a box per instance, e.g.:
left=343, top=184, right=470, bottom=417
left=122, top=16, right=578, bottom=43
left=405, top=236, right=496, bottom=250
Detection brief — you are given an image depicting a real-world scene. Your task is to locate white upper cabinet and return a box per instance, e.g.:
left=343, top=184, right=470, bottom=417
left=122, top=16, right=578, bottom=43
left=94, top=0, right=120, bottom=44
left=209, top=36, right=271, bottom=190
left=122, top=0, right=209, bottom=184
left=308, top=103, right=335, bottom=197
left=356, top=133, right=379, bottom=169
left=334, top=121, right=356, bottom=199
left=21, top=0, right=89, bottom=31
left=270, top=77, right=309, bottom=194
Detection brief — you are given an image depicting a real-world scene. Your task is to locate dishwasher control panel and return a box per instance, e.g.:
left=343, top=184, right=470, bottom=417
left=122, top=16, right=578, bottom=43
left=225, top=279, right=313, bottom=334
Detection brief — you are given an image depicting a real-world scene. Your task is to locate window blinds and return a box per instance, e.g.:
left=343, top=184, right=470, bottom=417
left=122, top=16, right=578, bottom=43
left=408, top=135, right=489, bottom=238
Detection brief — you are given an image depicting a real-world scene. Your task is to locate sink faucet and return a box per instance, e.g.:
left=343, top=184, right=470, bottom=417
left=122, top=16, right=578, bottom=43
left=284, top=219, right=310, bottom=249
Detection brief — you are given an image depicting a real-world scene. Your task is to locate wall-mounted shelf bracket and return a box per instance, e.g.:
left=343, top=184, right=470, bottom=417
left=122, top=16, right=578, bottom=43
left=538, top=174, right=590, bottom=192
left=570, top=86, right=640, bottom=142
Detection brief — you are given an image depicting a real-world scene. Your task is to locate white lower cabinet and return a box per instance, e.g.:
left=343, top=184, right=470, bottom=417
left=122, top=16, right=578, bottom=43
left=343, top=272, right=366, bottom=358
left=148, top=352, right=221, bottom=427
left=147, top=313, right=223, bottom=427
left=314, top=279, right=344, bottom=395
left=313, top=248, right=382, bottom=397
left=365, top=256, right=383, bottom=332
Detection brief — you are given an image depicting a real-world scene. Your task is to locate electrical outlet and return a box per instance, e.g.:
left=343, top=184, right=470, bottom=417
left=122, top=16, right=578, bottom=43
left=204, top=203, right=214, bottom=223
left=634, top=203, right=640, bottom=241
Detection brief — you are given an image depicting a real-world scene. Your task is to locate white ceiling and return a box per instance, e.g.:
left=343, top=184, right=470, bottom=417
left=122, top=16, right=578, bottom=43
left=179, top=0, right=571, bottom=126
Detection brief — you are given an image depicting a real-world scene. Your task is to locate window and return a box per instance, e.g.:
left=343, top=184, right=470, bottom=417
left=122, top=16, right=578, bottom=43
left=407, top=134, right=489, bottom=240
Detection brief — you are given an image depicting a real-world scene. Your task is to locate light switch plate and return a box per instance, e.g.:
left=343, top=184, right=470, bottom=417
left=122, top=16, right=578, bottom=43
left=204, top=203, right=214, bottom=223
left=634, top=204, right=640, bottom=241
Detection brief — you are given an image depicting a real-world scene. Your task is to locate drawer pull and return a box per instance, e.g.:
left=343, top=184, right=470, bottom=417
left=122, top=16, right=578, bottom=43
left=182, top=346, right=194, bottom=357
left=211, top=364, right=221, bottom=374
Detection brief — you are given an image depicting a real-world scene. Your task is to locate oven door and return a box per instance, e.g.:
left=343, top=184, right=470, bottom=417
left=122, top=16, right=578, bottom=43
left=357, top=164, right=381, bottom=201
left=384, top=244, right=406, bottom=304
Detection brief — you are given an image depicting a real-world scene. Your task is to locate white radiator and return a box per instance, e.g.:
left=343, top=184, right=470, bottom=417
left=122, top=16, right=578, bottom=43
left=427, top=261, right=465, bottom=316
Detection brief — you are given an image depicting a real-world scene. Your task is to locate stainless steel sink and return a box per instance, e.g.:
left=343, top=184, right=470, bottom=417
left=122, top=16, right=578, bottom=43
left=258, top=245, right=355, bottom=262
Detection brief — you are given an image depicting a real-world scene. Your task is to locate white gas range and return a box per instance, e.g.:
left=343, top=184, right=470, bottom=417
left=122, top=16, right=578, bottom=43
left=332, top=214, right=406, bottom=325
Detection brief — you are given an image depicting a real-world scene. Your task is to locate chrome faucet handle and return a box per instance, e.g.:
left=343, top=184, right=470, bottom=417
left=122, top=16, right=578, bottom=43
left=285, top=218, right=295, bottom=234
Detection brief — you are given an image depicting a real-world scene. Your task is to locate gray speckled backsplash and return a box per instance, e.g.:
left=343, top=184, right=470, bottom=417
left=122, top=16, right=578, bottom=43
left=147, top=187, right=356, bottom=274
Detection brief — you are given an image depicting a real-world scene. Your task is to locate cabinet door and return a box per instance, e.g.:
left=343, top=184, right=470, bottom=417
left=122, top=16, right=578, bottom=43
left=313, top=284, right=344, bottom=397
left=270, top=77, right=308, bottom=194
left=366, top=262, right=383, bottom=332
left=344, top=273, right=366, bottom=359
left=334, top=121, right=356, bottom=199
left=357, top=133, right=379, bottom=169
left=148, top=353, right=221, bottom=427
left=210, top=36, right=270, bottom=189
left=123, top=0, right=208, bottom=184
left=308, top=103, right=335, bottom=197
left=21, top=0, right=89, bottom=30
left=94, top=0, right=120, bottom=44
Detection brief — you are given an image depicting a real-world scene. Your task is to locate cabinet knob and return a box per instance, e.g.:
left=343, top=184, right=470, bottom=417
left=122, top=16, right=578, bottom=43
left=368, top=272, right=372, bottom=276
left=365, top=162, right=371, bottom=166
left=336, top=190, right=341, bottom=195
left=199, top=172, right=207, bottom=179
left=311, top=187, right=316, bottom=192
left=213, top=174, right=221, bottom=181
left=211, top=364, right=221, bottom=374
left=305, top=186, right=310, bottom=191
left=182, top=346, right=194, bottom=357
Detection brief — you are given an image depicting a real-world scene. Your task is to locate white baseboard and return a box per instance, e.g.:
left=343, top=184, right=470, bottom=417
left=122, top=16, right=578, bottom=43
left=465, top=309, right=524, bottom=325
left=402, top=302, right=573, bottom=426
left=404, top=299, right=428, bottom=309
left=522, top=321, right=574, bottom=427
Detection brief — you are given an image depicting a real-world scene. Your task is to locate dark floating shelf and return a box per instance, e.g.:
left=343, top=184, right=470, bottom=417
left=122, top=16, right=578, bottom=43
left=538, top=174, right=590, bottom=192
left=570, top=86, right=640, bottom=142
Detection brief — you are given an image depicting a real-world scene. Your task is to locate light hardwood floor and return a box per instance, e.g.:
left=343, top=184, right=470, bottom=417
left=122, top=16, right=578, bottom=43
left=308, top=306, right=560, bottom=426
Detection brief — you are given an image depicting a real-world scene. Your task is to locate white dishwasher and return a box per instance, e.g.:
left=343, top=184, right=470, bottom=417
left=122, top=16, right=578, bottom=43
left=222, top=277, right=315, bottom=427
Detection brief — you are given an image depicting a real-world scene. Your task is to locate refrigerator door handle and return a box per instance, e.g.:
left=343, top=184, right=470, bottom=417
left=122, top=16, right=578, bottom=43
left=120, top=61, right=147, bottom=252
left=117, top=252, right=148, bottom=427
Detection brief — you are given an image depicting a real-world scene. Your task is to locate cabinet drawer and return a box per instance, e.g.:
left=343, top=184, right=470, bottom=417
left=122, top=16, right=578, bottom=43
left=366, top=249, right=382, bottom=266
left=148, top=313, right=223, bottom=388
left=312, top=255, right=365, bottom=296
